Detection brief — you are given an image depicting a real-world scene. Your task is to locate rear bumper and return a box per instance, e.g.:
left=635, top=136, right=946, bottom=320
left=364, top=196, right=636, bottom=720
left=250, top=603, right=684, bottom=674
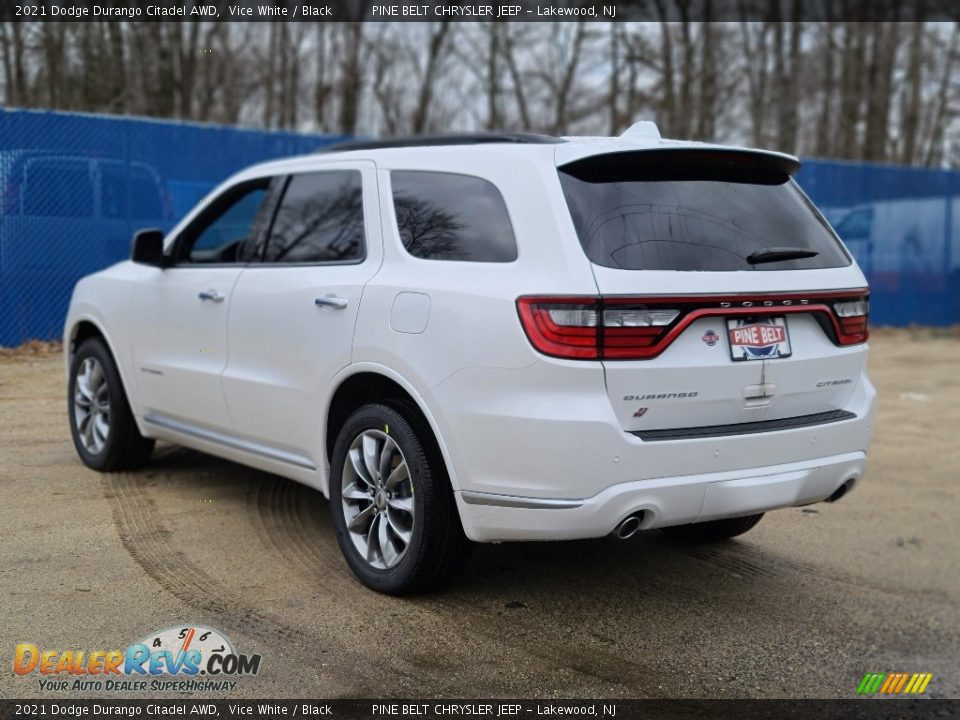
left=455, top=451, right=866, bottom=542
left=429, top=360, right=875, bottom=543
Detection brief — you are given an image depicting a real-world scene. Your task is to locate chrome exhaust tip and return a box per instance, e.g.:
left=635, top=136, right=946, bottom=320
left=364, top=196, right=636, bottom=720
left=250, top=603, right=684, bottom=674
left=613, top=513, right=643, bottom=540
left=826, top=478, right=856, bottom=503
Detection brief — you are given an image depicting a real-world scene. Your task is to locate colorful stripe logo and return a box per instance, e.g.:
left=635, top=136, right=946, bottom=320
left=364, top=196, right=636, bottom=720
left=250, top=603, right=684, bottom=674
left=857, top=672, right=933, bottom=695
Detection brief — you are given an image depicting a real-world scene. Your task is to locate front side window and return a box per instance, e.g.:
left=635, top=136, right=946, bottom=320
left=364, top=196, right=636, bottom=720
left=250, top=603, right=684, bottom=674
left=391, top=171, right=517, bottom=262
left=263, top=171, right=364, bottom=264
left=180, top=180, right=271, bottom=264
left=559, top=151, right=851, bottom=272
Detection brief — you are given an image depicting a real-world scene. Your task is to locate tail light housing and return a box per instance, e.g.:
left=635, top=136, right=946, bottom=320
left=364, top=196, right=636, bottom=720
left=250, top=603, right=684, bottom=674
left=516, top=299, right=599, bottom=359
left=832, top=298, right=869, bottom=345
left=517, top=290, right=868, bottom=360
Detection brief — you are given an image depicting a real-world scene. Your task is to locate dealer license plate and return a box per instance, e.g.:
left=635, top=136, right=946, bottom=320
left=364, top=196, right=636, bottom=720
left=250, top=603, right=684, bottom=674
left=726, top=316, right=792, bottom=361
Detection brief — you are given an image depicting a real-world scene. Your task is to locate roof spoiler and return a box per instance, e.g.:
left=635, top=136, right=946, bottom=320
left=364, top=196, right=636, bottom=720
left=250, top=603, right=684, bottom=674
left=559, top=148, right=802, bottom=184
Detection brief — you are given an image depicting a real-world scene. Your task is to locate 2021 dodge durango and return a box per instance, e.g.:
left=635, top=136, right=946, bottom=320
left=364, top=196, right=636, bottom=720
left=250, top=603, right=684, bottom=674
left=65, top=123, right=875, bottom=594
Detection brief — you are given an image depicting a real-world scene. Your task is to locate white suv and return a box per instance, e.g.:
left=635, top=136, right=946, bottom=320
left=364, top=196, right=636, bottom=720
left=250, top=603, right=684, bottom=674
left=65, top=123, right=875, bottom=594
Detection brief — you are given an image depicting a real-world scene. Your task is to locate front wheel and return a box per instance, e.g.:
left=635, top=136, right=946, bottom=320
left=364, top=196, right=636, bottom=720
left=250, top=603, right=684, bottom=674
left=660, top=513, right=764, bottom=542
left=68, top=338, right=154, bottom=471
left=328, top=402, right=471, bottom=594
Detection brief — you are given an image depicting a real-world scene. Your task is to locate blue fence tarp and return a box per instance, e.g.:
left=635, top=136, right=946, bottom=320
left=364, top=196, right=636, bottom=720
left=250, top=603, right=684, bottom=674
left=796, top=160, right=960, bottom=328
left=0, top=109, right=346, bottom=346
left=1, top=109, right=958, bottom=345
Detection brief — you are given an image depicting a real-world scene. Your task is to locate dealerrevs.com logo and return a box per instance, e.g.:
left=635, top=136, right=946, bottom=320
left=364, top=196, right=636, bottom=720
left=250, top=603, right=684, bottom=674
left=13, top=625, right=261, bottom=692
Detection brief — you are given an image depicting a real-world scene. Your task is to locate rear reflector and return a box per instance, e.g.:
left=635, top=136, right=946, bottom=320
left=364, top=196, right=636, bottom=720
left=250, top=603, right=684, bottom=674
left=517, top=291, right=869, bottom=360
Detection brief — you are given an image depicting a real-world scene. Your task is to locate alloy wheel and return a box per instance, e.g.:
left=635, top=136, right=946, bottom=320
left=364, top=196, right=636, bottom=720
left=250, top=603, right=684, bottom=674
left=73, top=357, right=110, bottom=454
left=340, top=429, right=415, bottom=570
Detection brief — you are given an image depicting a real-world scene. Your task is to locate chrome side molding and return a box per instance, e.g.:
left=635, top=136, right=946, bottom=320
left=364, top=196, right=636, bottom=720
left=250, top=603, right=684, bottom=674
left=142, top=414, right=316, bottom=470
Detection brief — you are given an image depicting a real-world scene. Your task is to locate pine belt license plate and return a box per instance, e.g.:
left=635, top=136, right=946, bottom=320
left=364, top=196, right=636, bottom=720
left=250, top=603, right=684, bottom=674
left=726, top=316, right=792, bottom=361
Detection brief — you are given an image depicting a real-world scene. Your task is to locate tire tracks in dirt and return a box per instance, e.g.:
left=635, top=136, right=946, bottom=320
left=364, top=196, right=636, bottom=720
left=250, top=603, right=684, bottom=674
left=101, top=467, right=382, bottom=696
left=247, top=476, right=672, bottom=696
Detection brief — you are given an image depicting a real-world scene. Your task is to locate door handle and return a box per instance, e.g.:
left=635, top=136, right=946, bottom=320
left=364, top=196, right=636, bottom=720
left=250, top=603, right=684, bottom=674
left=198, top=290, right=225, bottom=303
left=315, top=295, right=349, bottom=310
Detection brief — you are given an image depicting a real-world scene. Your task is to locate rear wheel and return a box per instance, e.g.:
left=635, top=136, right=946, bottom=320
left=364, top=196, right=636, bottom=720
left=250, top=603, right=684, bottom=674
left=661, top=513, right=764, bottom=542
left=328, top=402, right=471, bottom=594
left=68, top=338, right=154, bottom=471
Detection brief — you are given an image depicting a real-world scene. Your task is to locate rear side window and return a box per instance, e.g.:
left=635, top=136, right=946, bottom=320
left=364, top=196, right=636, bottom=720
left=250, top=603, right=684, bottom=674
left=264, top=171, right=364, bottom=264
left=391, top=171, right=517, bottom=262
left=559, top=151, right=850, bottom=271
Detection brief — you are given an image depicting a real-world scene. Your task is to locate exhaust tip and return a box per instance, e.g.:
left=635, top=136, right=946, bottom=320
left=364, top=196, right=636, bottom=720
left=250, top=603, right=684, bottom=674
left=613, top=513, right=644, bottom=540
left=826, top=478, right=856, bottom=503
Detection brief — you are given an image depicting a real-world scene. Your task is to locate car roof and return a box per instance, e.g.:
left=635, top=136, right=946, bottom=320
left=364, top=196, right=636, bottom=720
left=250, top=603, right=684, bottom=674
left=233, top=128, right=800, bottom=181
left=317, top=132, right=564, bottom=152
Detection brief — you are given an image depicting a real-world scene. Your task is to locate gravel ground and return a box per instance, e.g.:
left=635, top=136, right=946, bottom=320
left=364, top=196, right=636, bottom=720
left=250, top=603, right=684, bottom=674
left=1, top=329, right=957, bottom=699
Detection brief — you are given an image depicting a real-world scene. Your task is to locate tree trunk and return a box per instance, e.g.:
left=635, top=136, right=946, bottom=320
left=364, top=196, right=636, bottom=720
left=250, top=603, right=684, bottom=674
left=815, top=22, right=837, bottom=157
left=412, top=23, right=451, bottom=133
left=503, top=26, right=531, bottom=130
left=338, top=22, right=364, bottom=135
left=900, top=13, right=926, bottom=164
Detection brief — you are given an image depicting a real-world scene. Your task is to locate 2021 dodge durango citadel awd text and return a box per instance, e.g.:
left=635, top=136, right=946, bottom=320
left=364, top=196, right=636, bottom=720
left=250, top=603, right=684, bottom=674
left=65, top=123, right=875, bottom=594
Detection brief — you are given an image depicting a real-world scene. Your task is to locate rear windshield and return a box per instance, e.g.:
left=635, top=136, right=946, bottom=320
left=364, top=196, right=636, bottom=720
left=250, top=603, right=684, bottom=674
left=559, top=151, right=850, bottom=271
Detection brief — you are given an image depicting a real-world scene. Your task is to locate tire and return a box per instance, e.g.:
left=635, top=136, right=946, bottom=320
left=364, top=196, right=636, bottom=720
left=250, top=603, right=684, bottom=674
left=328, top=402, right=472, bottom=594
left=68, top=338, right=155, bottom=472
left=660, top=513, right=764, bottom=542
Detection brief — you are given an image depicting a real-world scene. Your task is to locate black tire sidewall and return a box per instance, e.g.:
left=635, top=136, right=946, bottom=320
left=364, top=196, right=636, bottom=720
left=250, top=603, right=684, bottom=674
left=68, top=339, right=132, bottom=471
left=328, top=403, right=439, bottom=594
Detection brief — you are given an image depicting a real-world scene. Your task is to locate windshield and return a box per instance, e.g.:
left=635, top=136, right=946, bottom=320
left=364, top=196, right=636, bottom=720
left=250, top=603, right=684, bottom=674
left=559, top=150, right=850, bottom=272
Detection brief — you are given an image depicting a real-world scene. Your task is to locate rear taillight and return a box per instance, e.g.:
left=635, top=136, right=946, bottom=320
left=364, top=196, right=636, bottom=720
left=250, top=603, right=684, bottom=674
left=517, top=297, right=681, bottom=360
left=832, top=298, right=869, bottom=345
left=602, top=304, right=681, bottom=358
left=518, top=291, right=869, bottom=360
left=516, top=298, right=599, bottom=359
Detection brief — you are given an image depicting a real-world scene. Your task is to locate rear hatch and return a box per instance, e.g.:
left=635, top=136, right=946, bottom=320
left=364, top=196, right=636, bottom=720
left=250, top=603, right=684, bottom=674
left=555, top=149, right=869, bottom=437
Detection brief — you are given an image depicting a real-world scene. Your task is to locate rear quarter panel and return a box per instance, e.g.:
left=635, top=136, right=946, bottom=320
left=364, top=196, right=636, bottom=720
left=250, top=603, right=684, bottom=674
left=351, top=150, right=602, bottom=490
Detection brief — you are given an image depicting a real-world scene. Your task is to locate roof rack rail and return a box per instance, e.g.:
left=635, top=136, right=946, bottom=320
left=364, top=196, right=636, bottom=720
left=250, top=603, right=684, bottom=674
left=317, top=132, right=565, bottom=153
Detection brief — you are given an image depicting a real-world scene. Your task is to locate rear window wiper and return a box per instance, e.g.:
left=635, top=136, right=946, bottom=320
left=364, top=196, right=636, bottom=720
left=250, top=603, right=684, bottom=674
left=747, top=247, right=820, bottom=264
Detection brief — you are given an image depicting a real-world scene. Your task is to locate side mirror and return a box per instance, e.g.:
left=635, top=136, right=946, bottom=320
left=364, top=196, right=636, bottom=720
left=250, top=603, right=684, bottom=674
left=131, top=229, right=167, bottom=267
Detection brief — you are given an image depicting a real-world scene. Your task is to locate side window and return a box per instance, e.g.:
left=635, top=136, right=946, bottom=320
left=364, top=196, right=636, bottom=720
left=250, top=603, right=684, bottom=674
left=178, top=180, right=272, bottom=264
left=390, top=171, right=517, bottom=262
left=263, top=171, right=364, bottom=264
left=23, top=159, right=95, bottom=218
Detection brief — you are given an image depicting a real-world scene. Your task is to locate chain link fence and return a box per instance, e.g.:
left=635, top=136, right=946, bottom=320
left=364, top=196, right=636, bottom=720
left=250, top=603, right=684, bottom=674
left=1, top=108, right=958, bottom=346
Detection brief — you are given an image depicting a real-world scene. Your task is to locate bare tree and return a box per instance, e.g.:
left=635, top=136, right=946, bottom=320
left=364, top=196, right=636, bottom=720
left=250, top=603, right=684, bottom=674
left=1, top=18, right=958, bottom=169
left=411, top=23, right=452, bottom=133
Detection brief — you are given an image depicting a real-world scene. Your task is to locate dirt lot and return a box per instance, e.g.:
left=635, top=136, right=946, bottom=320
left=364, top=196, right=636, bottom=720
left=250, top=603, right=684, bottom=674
left=1, top=330, right=957, bottom=699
